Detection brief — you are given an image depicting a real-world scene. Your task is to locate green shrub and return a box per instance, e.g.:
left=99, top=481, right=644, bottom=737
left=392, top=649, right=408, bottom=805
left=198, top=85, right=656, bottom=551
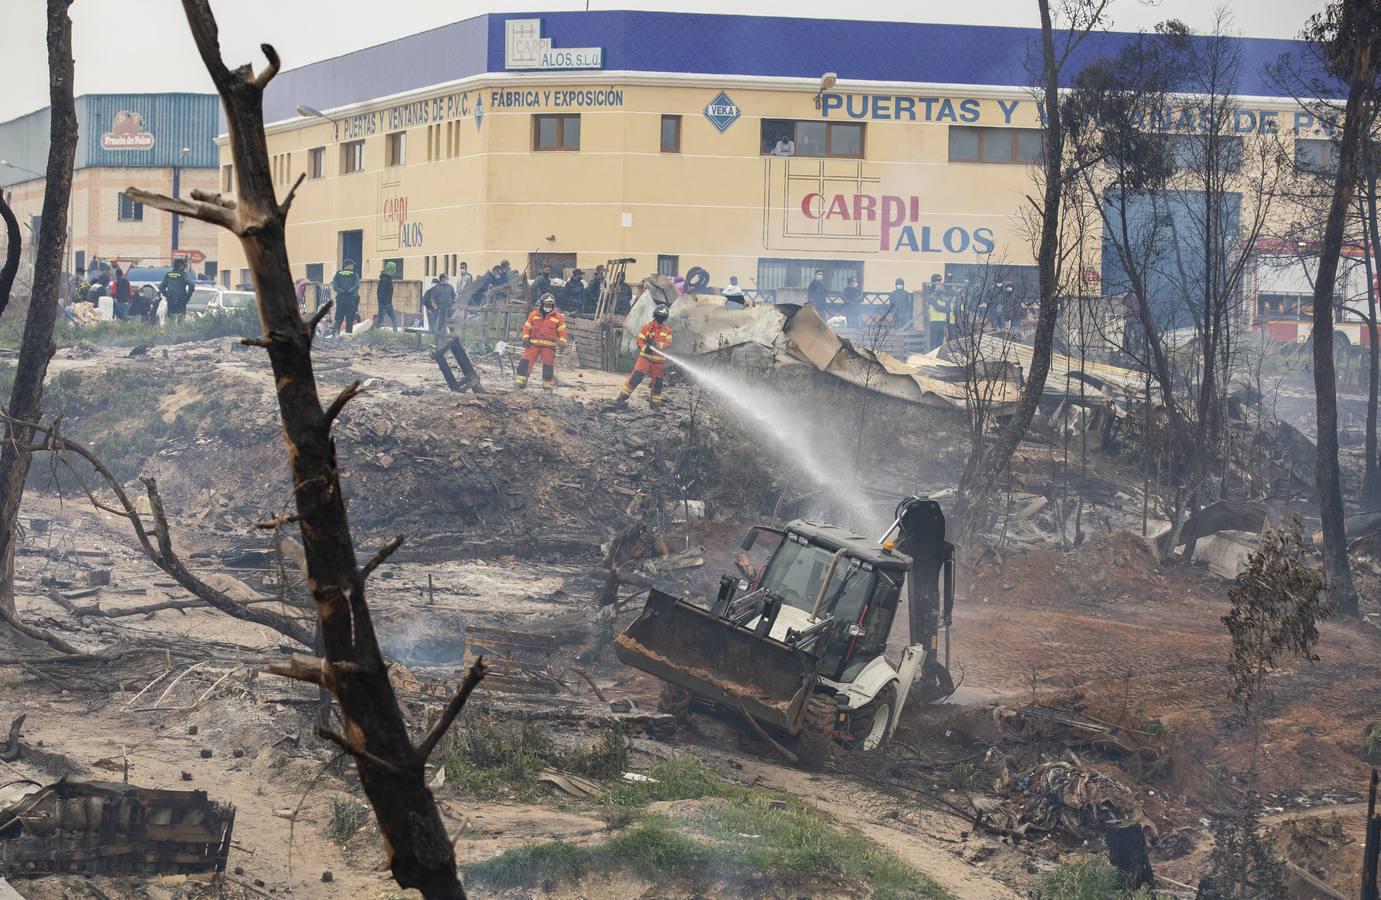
left=324, top=798, right=368, bottom=846
left=438, top=717, right=552, bottom=796
left=566, top=730, right=631, bottom=780
left=1036, top=858, right=1154, bottom=899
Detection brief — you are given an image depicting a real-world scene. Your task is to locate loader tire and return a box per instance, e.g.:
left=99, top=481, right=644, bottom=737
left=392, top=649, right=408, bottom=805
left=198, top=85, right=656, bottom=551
left=849, top=683, right=897, bottom=753
left=795, top=694, right=838, bottom=770
left=657, top=683, right=692, bottom=723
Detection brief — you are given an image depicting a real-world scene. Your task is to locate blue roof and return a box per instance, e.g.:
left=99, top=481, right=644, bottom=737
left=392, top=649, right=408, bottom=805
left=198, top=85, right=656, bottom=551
left=260, top=10, right=1316, bottom=125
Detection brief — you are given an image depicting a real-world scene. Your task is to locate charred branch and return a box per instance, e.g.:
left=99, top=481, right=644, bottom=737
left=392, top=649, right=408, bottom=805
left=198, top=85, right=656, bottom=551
left=418, top=658, right=488, bottom=761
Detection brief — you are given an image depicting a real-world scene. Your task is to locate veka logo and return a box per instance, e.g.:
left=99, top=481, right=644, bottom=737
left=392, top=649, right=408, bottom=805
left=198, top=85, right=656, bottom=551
left=504, top=18, right=603, bottom=70
left=100, top=111, right=155, bottom=151
left=704, top=91, right=741, bottom=134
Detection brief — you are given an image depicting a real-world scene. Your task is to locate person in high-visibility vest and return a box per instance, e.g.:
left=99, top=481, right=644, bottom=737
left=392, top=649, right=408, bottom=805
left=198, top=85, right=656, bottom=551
left=515, top=294, right=568, bottom=390
left=616, top=304, right=674, bottom=408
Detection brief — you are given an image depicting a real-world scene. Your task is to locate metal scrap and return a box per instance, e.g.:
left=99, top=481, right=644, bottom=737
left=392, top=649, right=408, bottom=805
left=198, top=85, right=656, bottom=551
left=979, top=753, right=1142, bottom=842
left=0, top=778, right=234, bottom=877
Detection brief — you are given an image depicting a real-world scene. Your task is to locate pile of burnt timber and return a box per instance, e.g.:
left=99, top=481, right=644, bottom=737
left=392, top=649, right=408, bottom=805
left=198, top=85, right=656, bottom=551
left=0, top=779, right=234, bottom=877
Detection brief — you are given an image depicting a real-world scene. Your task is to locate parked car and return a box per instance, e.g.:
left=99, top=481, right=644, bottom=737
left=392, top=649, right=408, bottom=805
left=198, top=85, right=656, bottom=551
left=187, top=285, right=256, bottom=317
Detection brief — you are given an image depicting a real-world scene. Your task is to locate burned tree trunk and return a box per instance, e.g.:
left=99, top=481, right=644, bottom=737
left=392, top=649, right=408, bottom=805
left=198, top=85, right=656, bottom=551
left=0, top=192, right=20, bottom=320
left=126, top=3, right=482, bottom=896
left=0, top=0, right=78, bottom=619
left=1363, top=163, right=1381, bottom=510
left=957, top=0, right=1107, bottom=539
left=1308, top=0, right=1375, bottom=616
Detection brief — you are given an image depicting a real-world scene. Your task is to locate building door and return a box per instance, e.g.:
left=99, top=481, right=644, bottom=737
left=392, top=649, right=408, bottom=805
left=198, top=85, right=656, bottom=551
left=528, top=252, right=577, bottom=278
left=338, top=229, right=363, bottom=268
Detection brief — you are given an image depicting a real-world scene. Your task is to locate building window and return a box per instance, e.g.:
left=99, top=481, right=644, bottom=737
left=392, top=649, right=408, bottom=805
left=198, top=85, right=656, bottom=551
left=948, top=126, right=1043, bottom=164
left=760, top=120, right=864, bottom=158
left=205, top=260, right=217, bottom=277
left=656, top=255, right=679, bottom=276
left=221, top=270, right=231, bottom=287
left=660, top=115, right=681, bottom=153
left=533, top=114, right=580, bottom=151
left=117, top=192, right=143, bottom=221
left=1168, top=134, right=1243, bottom=173
left=756, top=258, right=862, bottom=292
left=74, top=250, right=85, bottom=274
left=308, top=147, right=324, bottom=179
left=238, top=268, right=251, bottom=289
left=222, top=164, right=233, bottom=191
left=1295, top=138, right=1337, bottom=175
left=305, top=263, right=324, bottom=283
left=385, top=131, right=406, bottom=167
left=341, top=140, right=365, bottom=174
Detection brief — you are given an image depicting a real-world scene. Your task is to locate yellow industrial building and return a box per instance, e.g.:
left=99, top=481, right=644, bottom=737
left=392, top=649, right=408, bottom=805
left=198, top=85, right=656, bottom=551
left=214, top=11, right=1320, bottom=310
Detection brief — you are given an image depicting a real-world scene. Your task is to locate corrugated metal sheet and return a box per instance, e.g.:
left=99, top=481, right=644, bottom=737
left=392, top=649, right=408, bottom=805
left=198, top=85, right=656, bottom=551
left=80, top=93, right=219, bottom=169
left=1, top=93, right=218, bottom=188
left=483, top=11, right=1313, bottom=96
left=0, top=106, right=53, bottom=189
left=246, top=9, right=1320, bottom=130
left=258, top=16, right=489, bottom=126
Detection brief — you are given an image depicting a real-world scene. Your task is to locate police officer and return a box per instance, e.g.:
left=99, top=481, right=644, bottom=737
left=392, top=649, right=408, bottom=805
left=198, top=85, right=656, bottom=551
left=331, top=260, right=361, bottom=335
left=159, top=258, right=195, bottom=322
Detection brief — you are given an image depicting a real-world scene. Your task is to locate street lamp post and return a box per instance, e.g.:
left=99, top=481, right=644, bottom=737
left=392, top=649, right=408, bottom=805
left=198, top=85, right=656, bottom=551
left=172, top=146, right=192, bottom=262
left=0, top=160, right=44, bottom=179
left=297, top=105, right=339, bottom=142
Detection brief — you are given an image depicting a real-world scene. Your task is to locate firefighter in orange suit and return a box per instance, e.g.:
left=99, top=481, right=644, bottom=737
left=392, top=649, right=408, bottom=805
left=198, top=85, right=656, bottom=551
left=515, top=294, right=568, bottom=390
left=616, top=304, right=673, bottom=407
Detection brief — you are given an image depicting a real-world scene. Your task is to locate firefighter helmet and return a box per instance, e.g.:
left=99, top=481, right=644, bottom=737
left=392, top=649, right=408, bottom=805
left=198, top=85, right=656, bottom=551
left=652, top=304, right=670, bottom=322
left=540, top=293, right=556, bottom=311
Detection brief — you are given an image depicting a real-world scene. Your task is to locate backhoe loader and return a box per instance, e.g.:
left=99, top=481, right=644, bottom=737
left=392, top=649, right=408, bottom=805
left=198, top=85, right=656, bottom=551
left=615, top=496, right=955, bottom=767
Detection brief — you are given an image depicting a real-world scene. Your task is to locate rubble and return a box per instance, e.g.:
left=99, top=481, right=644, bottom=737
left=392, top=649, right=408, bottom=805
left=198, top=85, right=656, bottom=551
left=0, top=779, right=234, bottom=878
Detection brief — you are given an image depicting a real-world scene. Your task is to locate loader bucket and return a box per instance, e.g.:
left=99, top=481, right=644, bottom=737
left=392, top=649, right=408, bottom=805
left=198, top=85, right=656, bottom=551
left=614, top=589, right=822, bottom=732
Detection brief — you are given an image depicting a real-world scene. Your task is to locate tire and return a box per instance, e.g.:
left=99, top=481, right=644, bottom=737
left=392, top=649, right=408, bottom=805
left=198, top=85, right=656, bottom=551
left=657, top=683, right=692, bottom=722
left=850, top=683, right=897, bottom=753
left=795, top=693, right=838, bottom=770
left=683, top=267, right=711, bottom=293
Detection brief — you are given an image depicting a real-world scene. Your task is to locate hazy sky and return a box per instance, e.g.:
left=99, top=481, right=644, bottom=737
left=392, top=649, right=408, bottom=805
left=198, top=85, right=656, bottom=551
left=1, top=0, right=1327, bottom=122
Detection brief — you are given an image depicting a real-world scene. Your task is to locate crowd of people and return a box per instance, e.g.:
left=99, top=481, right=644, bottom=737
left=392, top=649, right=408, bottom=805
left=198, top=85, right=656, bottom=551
left=64, top=257, right=205, bottom=326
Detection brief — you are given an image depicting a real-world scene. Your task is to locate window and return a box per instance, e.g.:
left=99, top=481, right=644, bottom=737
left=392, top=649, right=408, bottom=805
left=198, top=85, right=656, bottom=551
left=205, top=260, right=217, bottom=277
left=117, top=191, right=143, bottom=221
left=660, top=115, right=681, bottom=153
left=756, top=258, right=862, bottom=292
left=308, top=147, right=324, bottom=179
left=533, top=114, right=580, bottom=151
left=305, top=263, right=324, bottom=283
left=238, top=268, right=251, bottom=289
left=383, top=257, right=404, bottom=278
left=1295, top=138, right=1337, bottom=175
left=221, top=270, right=231, bottom=287
left=1168, top=134, right=1243, bottom=173
left=222, top=164, right=233, bottom=191
left=656, top=255, right=679, bottom=276
left=385, top=131, right=406, bottom=167
left=74, top=250, right=85, bottom=274
left=760, top=119, right=865, bottom=158
left=447, top=121, right=461, bottom=158
left=948, top=126, right=1043, bottom=163
left=341, top=140, right=365, bottom=174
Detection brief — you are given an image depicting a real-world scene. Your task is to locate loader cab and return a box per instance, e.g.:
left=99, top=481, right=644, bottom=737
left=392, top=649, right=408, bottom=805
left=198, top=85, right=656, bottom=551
left=750, top=523, right=908, bottom=684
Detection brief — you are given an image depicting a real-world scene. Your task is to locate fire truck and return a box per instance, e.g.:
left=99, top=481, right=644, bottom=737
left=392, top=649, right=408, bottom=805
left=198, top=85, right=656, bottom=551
left=1250, top=237, right=1374, bottom=350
